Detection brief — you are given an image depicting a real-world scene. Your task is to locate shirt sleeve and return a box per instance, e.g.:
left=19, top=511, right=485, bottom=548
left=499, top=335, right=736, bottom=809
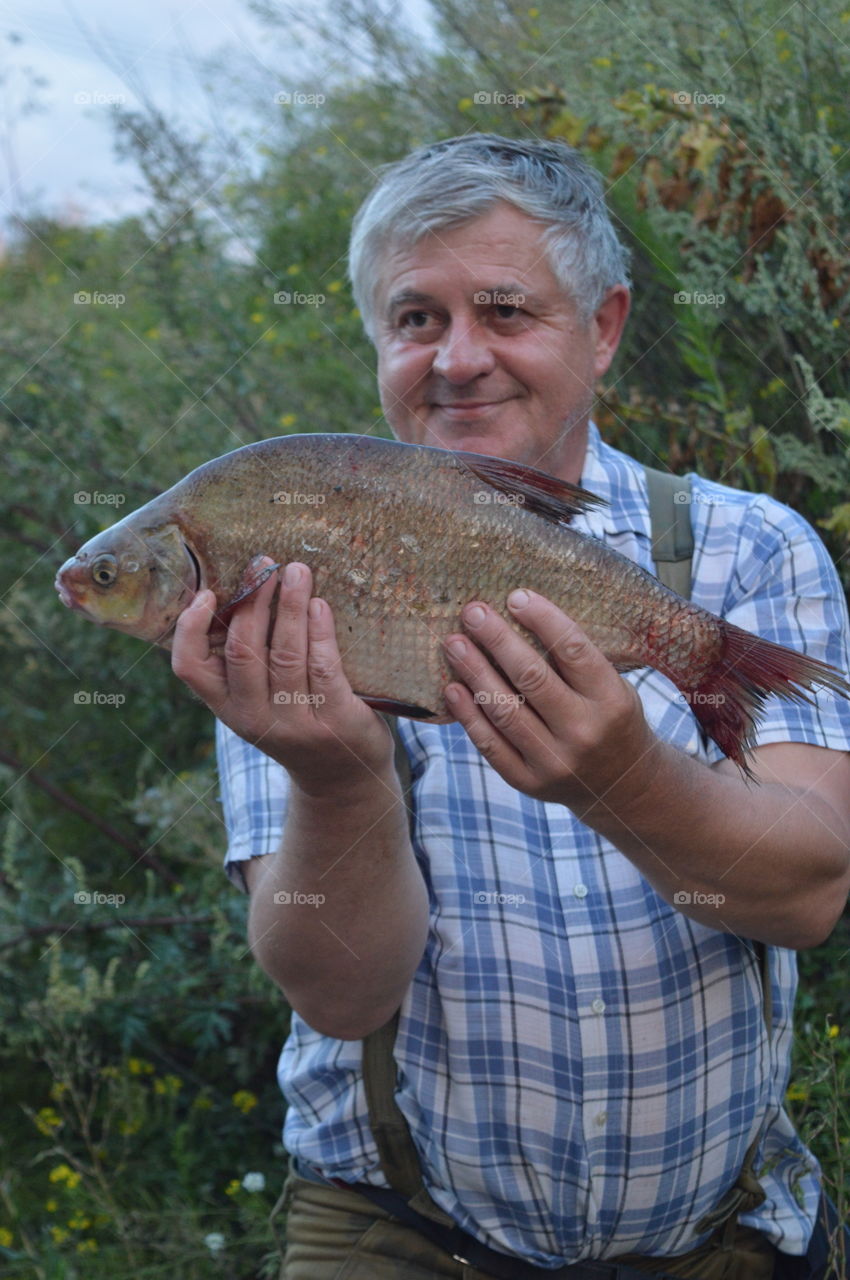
left=696, top=487, right=850, bottom=764
left=215, top=718, right=291, bottom=891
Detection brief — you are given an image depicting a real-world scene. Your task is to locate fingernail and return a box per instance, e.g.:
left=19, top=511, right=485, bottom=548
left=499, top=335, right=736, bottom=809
left=284, top=563, right=301, bottom=587
left=444, top=685, right=461, bottom=705
left=508, top=590, right=530, bottom=611
left=464, top=604, right=486, bottom=628
left=446, top=639, right=466, bottom=660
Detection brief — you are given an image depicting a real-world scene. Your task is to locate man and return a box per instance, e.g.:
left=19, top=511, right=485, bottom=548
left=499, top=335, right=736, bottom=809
left=172, top=136, right=850, bottom=1277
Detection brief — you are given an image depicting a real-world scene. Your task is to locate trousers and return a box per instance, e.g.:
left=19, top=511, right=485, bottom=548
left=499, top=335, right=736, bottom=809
left=272, top=1172, right=777, bottom=1280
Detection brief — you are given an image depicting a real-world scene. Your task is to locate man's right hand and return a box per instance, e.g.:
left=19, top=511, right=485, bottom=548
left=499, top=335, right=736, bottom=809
left=171, top=559, right=394, bottom=797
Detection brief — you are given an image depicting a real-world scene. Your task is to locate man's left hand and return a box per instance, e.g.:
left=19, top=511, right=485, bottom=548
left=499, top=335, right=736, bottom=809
left=443, top=589, right=659, bottom=813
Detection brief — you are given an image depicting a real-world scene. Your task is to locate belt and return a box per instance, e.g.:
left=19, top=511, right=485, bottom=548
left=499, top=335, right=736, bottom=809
left=290, top=1157, right=688, bottom=1280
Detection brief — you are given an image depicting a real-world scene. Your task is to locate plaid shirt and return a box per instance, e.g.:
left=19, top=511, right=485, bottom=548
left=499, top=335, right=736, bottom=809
left=216, top=424, right=850, bottom=1263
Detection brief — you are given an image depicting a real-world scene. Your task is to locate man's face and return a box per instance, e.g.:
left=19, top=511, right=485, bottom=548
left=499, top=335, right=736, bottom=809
left=373, top=202, right=628, bottom=477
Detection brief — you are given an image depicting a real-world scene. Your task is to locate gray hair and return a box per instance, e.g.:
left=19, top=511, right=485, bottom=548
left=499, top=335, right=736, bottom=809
left=348, top=133, right=631, bottom=343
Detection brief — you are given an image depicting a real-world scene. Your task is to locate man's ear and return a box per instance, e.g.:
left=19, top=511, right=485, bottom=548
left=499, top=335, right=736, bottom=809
left=592, top=285, right=631, bottom=379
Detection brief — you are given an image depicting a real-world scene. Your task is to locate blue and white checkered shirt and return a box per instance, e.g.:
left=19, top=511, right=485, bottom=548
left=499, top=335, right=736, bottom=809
left=216, top=424, right=850, bottom=1264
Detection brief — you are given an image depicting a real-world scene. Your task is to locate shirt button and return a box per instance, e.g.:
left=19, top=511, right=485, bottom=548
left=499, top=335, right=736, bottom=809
left=595, top=1112, right=608, bottom=1127
left=573, top=883, right=588, bottom=898
left=591, top=997, right=606, bottom=1015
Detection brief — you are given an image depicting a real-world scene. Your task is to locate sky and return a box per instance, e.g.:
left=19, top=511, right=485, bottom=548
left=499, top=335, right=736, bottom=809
left=0, top=0, right=283, bottom=225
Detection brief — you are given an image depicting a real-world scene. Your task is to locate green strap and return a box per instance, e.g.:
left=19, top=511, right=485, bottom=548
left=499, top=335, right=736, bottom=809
left=363, top=468, right=773, bottom=1242
left=643, top=465, right=694, bottom=597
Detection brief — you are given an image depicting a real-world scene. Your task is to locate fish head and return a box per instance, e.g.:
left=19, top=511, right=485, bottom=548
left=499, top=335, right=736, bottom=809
left=55, top=520, right=200, bottom=646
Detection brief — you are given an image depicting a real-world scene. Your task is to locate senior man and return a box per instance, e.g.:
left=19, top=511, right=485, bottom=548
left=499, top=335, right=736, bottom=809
left=173, top=136, right=850, bottom=1278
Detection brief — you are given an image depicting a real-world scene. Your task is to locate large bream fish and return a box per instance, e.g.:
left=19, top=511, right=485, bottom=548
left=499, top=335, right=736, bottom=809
left=55, top=433, right=850, bottom=769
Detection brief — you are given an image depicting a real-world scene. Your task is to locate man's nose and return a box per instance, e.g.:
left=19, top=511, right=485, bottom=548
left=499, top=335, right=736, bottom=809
left=431, top=319, right=496, bottom=383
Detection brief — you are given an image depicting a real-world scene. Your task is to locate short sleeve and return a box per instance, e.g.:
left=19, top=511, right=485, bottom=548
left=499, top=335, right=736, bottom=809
left=693, top=487, right=850, bottom=764
left=215, top=719, right=291, bottom=891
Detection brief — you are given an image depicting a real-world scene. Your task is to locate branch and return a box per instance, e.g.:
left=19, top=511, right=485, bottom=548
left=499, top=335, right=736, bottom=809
left=0, top=748, right=179, bottom=885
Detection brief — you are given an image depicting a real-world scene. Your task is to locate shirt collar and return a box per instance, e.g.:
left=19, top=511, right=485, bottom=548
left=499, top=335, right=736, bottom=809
left=574, top=421, right=653, bottom=546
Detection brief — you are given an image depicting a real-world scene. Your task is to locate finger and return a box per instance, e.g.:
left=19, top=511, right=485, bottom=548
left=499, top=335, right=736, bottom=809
left=172, top=589, right=229, bottom=707
left=303, top=597, right=359, bottom=712
left=221, top=565, right=281, bottom=704
left=444, top=681, right=528, bottom=777
left=507, top=590, right=618, bottom=700
left=444, top=628, right=555, bottom=762
left=459, top=601, right=572, bottom=720
left=266, top=562, right=313, bottom=694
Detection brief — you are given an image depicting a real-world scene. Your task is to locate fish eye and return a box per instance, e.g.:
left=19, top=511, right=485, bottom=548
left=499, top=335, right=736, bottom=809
left=91, top=554, right=119, bottom=587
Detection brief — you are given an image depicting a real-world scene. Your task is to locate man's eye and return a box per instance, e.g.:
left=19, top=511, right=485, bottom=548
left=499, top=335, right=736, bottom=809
left=494, top=304, right=522, bottom=321
left=400, top=310, right=433, bottom=329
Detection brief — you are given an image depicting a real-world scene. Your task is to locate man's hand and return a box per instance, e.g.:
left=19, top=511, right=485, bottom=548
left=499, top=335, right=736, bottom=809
left=443, top=589, right=658, bottom=812
left=171, top=560, right=393, bottom=796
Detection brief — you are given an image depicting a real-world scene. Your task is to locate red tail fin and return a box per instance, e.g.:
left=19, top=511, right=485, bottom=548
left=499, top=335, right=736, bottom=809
left=685, top=624, right=850, bottom=776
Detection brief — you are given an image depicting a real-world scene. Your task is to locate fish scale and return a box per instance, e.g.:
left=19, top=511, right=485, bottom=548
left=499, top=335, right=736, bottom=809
left=55, top=432, right=850, bottom=773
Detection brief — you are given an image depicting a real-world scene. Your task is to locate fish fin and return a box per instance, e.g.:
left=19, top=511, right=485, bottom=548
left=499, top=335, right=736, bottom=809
left=685, top=624, right=850, bottom=777
left=214, top=555, right=281, bottom=628
left=358, top=694, right=438, bottom=720
left=453, top=451, right=607, bottom=524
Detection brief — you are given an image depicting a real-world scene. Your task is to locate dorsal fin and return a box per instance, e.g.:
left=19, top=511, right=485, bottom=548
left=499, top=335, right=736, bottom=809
left=452, top=451, right=607, bottom=525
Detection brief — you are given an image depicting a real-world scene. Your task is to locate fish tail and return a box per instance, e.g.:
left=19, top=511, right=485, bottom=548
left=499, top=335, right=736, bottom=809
left=684, top=623, right=850, bottom=776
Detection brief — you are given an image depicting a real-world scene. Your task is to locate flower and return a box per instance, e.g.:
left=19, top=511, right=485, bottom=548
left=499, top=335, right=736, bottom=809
left=231, top=1090, right=258, bottom=1114
left=204, top=1232, right=226, bottom=1255
left=34, top=1107, right=63, bottom=1136
left=828, top=1023, right=840, bottom=1039
left=48, top=1164, right=81, bottom=1189
left=241, top=1172, right=266, bottom=1193
left=0, top=1228, right=12, bottom=1247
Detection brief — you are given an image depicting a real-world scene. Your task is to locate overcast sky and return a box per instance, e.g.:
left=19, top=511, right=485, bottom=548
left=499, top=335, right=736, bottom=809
left=0, top=0, right=286, bottom=225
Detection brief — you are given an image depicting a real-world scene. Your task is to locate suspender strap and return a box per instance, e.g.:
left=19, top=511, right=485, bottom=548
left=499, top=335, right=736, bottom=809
left=644, top=465, right=694, bottom=598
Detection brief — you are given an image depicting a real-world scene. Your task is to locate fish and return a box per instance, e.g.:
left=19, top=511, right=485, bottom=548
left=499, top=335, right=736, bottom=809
left=55, top=432, right=850, bottom=771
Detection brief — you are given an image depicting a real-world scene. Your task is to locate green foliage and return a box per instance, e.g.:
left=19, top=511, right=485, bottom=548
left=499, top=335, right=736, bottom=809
left=1, top=0, right=849, bottom=1271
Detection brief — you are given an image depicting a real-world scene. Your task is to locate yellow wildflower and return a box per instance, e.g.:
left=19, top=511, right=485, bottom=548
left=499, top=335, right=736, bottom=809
left=232, top=1089, right=258, bottom=1114
left=225, top=1179, right=241, bottom=1196
left=76, top=1238, right=99, bottom=1253
left=50, top=1225, right=70, bottom=1244
left=0, top=1228, right=12, bottom=1247
left=48, top=1164, right=81, bottom=1189
left=828, top=1023, right=840, bottom=1038
left=127, top=1058, right=154, bottom=1076
left=35, top=1107, right=63, bottom=1136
